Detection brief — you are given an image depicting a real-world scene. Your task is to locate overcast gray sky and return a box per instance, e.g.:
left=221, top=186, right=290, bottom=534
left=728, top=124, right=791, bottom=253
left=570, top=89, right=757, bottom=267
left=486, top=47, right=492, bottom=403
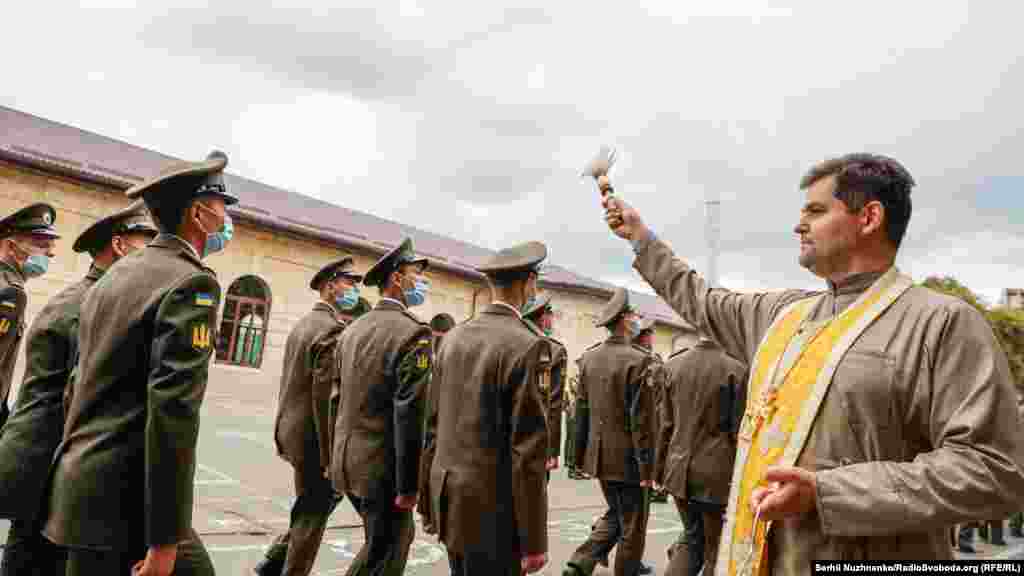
left=4, top=1, right=1021, bottom=304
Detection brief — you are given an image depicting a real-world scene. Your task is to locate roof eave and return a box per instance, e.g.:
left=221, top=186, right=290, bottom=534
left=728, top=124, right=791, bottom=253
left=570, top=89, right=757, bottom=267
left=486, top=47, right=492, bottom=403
left=228, top=207, right=490, bottom=284
left=0, top=148, right=138, bottom=190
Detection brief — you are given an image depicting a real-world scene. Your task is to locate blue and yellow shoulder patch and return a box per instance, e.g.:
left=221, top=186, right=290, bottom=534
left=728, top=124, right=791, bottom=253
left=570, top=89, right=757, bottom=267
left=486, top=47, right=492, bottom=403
left=194, top=293, right=215, bottom=307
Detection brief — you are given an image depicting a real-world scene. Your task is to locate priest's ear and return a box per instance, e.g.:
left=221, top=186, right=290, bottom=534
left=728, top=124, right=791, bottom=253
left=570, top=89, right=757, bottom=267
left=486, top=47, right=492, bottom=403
left=858, top=199, right=886, bottom=239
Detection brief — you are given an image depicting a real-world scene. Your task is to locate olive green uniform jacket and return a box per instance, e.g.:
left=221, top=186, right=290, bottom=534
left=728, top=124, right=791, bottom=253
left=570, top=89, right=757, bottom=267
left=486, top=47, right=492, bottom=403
left=574, top=335, right=657, bottom=485
left=0, top=261, right=28, bottom=428
left=43, top=234, right=221, bottom=551
left=331, top=298, right=432, bottom=502
left=429, top=303, right=551, bottom=563
left=0, top=264, right=104, bottom=523
left=274, top=301, right=346, bottom=471
left=655, top=339, right=747, bottom=505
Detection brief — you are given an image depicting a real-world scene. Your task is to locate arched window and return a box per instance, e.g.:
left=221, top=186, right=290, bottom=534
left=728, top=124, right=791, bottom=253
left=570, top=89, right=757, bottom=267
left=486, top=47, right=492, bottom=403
left=216, top=275, right=271, bottom=369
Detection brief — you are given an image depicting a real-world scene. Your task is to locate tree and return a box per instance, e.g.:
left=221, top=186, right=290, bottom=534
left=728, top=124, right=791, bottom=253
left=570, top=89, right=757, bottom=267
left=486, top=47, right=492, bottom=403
left=922, top=276, right=1024, bottom=387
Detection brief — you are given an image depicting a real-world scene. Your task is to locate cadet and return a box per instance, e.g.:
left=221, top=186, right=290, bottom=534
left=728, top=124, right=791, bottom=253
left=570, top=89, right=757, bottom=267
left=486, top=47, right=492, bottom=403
left=331, top=237, right=433, bottom=575
left=255, top=257, right=365, bottom=576
left=522, top=291, right=567, bottom=478
left=0, top=201, right=156, bottom=575
left=570, top=318, right=658, bottom=576
left=429, top=241, right=550, bottom=575
left=633, top=318, right=668, bottom=504
left=564, top=366, right=585, bottom=479
left=656, top=336, right=747, bottom=576
left=565, top=287, right=656, bottom=576
left=0, top=203, right=59, bottom=429
left=417, top=312, right=456, bottom=536
left=43, top=150, right=235, bottom=576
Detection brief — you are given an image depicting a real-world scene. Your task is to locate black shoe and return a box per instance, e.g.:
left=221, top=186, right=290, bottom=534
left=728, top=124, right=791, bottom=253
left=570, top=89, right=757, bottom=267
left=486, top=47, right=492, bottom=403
left=639, top=562, right=655, bottom=575
left=992, top=539, right=1008, bottom=546
left=1012, top=527, right=1024, bottom=538
left=958, top=544, right=976, bottom=554
left=253, top=556, right=284, bottom=576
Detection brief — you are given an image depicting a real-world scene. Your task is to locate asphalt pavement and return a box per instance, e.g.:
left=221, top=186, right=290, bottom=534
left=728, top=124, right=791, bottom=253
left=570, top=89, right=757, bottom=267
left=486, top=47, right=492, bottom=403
left=3, top=369, right=1023, bottom=574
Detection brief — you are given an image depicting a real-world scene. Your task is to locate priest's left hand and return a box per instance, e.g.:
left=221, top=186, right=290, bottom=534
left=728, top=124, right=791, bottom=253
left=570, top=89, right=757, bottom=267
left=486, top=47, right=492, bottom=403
left=750, top=466, right=817, bottom=520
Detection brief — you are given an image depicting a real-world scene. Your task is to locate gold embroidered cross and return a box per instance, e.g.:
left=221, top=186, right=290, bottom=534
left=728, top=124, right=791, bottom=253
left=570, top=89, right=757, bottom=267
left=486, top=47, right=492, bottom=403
left=759, top=419, right=788, bottom=456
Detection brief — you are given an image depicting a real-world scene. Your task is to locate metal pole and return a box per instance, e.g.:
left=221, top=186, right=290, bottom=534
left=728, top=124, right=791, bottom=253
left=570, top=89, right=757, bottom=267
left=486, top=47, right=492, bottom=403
left=705, top=193, right=721, bottom=289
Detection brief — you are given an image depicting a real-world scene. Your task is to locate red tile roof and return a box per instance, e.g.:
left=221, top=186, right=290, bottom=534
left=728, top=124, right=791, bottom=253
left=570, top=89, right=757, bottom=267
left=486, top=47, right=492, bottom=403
left=0, top=105, right=694, bottom=331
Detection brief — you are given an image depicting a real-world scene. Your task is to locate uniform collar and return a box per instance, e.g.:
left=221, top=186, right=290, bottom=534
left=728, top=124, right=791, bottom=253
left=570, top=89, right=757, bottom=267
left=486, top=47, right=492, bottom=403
left=488, top=301, right=523, bottom=319
left=376, top=297, right=407, bottom=312
left=0, top=259, right=25, bottom=284
left=604, top=334, right=628, bottom=345
left=150, top=233, right=204, bottom=268
left=314, top=300, right=338, bottom=314
left=85, top=262, right=106, bottom=282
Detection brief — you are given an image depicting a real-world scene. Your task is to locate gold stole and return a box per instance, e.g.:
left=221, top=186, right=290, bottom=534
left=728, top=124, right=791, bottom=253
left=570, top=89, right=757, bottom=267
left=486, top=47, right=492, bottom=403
left=717, top=267, right=913, bottom=576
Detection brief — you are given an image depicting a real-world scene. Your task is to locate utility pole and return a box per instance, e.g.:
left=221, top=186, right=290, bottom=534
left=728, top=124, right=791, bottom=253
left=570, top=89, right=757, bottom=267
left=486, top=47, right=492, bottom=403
left=704, top=191, right=721, bottom=289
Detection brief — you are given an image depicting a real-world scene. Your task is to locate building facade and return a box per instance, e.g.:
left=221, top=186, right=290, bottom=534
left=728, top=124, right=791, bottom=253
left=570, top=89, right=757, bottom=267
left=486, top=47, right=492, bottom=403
left=0, top=106, right=698, bottom=404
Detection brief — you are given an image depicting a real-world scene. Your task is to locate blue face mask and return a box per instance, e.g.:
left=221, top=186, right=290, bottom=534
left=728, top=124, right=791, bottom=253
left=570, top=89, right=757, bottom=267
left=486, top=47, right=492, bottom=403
left=202, top=211, right=233, bottom=258
left=22, top=254, right=49, bottom=278
left=522, top=297, right=537, bottom=314
left=543, top=327, right=553, bottom=337
left=336, top=286, right=359, bottom=310
left=629, top=318, right=641, bottom=335
left=403, top=276, right=430, bottom=308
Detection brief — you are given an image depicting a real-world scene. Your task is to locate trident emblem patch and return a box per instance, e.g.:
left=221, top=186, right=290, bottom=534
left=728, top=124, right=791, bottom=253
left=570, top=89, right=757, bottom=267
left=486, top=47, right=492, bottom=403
left=192, top=322, right=211, bottom=351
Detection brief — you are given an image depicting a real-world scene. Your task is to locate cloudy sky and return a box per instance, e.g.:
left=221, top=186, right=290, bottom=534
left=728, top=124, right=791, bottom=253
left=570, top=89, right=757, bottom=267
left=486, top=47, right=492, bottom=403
left=4, top=1, right=1021, bottom=304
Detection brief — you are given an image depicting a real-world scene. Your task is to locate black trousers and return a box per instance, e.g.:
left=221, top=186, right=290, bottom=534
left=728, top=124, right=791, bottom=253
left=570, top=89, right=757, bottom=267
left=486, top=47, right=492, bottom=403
left=262, top=462, right=341, bottom=576
left=343, top=494, right=414, bottom=576
left=0, top=517, right=66, bottom=576
left=62, top=528, right=214, bottom=576
left=567, top=480, right=649, bottom=576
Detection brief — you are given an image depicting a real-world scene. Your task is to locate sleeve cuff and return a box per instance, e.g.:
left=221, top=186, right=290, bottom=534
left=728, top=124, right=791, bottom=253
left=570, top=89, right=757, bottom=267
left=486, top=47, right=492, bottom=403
left=631, top=229, right=656, bottom=254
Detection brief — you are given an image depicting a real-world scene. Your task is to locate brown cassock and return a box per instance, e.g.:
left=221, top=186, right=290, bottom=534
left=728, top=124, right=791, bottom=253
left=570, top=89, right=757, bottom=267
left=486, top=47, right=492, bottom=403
left=429, top=303, right=550, bottom=571
left=656, top=339, right=748, bottom=576
left=632, top=234, right=1024, bottom=572
left=0, top=260, right=28, bottom=429
left=274, top=301, right=345, bottom=470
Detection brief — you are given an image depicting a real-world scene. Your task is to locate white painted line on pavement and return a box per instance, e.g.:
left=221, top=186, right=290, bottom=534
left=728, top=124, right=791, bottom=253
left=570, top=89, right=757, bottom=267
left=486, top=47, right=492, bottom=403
left=215, top=428, right=277, bottom=449
left=206, top=544, right=270, bottom=553
left=195, top=464, right=238, bottom=486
